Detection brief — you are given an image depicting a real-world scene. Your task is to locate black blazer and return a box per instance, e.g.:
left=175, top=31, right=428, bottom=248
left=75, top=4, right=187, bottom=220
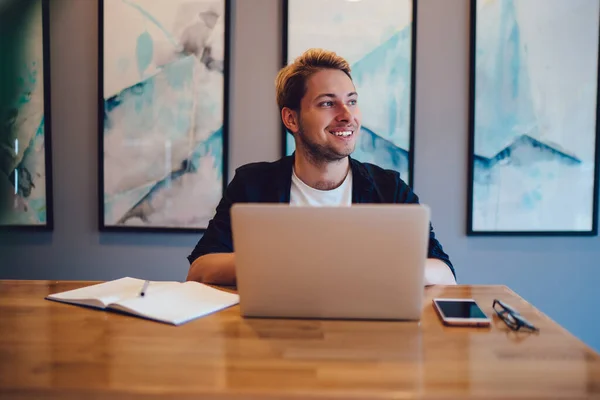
left=188, top=155, right=455, bottom=278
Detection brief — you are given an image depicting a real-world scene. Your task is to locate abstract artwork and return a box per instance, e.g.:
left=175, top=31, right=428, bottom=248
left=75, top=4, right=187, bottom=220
left=283, top=0, right=416, bottom=186
left=468, top=0, right=600, bottom=235
left=0, top=0, right=53, bottom=230
left=99, top=0, right=229, bottom=232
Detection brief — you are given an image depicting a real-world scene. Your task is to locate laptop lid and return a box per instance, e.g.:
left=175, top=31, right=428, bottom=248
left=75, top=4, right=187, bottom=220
left=231, top=204, right=430, bottom=320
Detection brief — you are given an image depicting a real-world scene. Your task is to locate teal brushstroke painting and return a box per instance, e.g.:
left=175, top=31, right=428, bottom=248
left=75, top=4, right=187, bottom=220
left=285, top=0, right=414, bottom=184
left=471, top=0, right=599, bottom=233
left=0, top=0, right=52, bottom=228
left=101, top=0, right=226, bottom=230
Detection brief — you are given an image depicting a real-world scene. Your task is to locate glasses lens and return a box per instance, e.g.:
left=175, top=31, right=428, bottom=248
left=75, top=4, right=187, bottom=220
left=501, top=311, right=519, bottom=329
left=496, top=299, right=520, bottom=315
left=493, top=301, right=503, bottom=313
left=512, top=313, right=538, bottom=331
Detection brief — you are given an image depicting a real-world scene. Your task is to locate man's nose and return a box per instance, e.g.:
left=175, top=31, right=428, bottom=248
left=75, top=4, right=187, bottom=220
left=336, top=105, right=352, bottom=121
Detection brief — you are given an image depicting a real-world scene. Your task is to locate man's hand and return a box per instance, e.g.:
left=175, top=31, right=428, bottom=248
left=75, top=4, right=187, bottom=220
left=424, top=258, right=457, bottom=286
left=186, top=253, right=236, bottom=285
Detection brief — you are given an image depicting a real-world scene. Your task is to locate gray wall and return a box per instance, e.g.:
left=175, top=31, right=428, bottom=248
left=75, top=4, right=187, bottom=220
left=1, top=0, right=599, bottom=352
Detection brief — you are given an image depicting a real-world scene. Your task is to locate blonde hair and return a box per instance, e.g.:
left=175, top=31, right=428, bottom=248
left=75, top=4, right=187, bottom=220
left=275, top=48, right=352, bottom=111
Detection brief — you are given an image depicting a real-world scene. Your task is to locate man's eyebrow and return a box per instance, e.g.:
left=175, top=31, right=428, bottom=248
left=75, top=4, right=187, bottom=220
left=314, top=93, right=336, bottom=101
left=314, top=92, right=358, bottom=101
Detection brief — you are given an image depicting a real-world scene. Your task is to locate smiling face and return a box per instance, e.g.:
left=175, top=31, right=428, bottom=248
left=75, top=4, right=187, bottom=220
left=282, top=68, right=361, bottom=164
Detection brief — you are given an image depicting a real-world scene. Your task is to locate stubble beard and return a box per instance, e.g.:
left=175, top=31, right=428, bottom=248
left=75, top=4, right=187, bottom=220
left=296, top=119, right=355, bottom=166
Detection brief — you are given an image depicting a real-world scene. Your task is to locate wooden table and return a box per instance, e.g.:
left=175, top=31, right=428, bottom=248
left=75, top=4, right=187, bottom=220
left=1, top=281, right=599, bottom=399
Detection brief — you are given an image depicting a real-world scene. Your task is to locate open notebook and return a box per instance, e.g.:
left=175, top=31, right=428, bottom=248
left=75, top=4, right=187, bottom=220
left=45, top=277, right=239, bottom=325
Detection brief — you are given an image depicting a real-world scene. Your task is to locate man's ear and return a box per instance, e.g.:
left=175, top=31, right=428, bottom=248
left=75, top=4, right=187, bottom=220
left=281, top=107, right=299, bottom=134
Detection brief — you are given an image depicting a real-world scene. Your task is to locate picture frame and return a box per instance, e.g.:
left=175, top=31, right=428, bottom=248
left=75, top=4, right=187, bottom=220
left=0, top=0, right=54, bottom=231
left=467, top=0, right=600, bottom=236
left=282, top=0, right=417, bottom=187
left=98, top=0, right=230, bottom=232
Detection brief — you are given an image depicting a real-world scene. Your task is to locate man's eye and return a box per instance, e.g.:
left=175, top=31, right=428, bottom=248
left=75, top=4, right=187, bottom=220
left=348, top=99, right=357, bottom=106
left=320, top=101, right=333, bottom=107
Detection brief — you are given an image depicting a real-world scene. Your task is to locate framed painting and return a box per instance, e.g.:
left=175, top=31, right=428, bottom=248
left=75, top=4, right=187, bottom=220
left=98, top=0, right=230, bottom=232
left=282, top=0, right=416, bottom=187
left=0, top=0, right=53, bottom=230
left=467, top=0, right=600, bottom=235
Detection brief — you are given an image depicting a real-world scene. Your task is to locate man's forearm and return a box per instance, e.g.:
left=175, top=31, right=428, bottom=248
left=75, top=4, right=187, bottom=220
left=186, top=253, right=236, bottom=285
left=424, top=258, right=457, bottom=286
left=186, top=254, right=453, bottom=287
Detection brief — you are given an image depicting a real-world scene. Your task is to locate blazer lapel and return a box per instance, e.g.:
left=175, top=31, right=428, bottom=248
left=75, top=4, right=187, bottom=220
left=272, top=154, right=294, bottom=203
left=350, top=156, right=375, bottom=203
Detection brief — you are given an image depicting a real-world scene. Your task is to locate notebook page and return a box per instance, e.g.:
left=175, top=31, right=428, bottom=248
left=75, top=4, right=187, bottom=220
left=46, top=277, right=179, bottom=308
left=110, top=281, right=240, bottom=325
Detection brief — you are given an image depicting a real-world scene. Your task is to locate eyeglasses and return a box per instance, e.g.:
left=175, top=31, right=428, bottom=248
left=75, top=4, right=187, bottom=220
left=493, top=299, right=539, bottom=332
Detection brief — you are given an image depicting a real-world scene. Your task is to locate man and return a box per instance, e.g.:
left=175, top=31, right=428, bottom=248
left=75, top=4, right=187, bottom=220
left=186, top=48, right=456, bottom=286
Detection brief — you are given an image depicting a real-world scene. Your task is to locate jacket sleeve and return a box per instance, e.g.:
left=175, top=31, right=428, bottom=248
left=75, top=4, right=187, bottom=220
left=394, top=177, right=456, bottom=279
left=186, top=171, right=246, bottom=264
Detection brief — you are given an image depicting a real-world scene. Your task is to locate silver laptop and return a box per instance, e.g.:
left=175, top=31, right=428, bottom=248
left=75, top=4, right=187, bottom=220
left=230, top=204, right=430, bottom=321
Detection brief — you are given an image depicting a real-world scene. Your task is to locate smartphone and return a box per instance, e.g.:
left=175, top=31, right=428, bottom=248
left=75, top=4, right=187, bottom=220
left=432, top=298, right=491, bottom=327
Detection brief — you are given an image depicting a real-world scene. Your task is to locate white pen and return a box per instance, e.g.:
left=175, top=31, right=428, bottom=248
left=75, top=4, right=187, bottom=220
left=139, top=280, right=150, bottom=297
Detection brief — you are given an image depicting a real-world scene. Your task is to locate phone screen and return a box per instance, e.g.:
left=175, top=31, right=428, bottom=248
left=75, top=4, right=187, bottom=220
left=436, top=300, right=487, bottom=319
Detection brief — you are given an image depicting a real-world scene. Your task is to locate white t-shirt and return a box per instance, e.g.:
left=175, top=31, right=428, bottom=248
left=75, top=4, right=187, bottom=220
left=290, top=168, right=353, bottom=207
